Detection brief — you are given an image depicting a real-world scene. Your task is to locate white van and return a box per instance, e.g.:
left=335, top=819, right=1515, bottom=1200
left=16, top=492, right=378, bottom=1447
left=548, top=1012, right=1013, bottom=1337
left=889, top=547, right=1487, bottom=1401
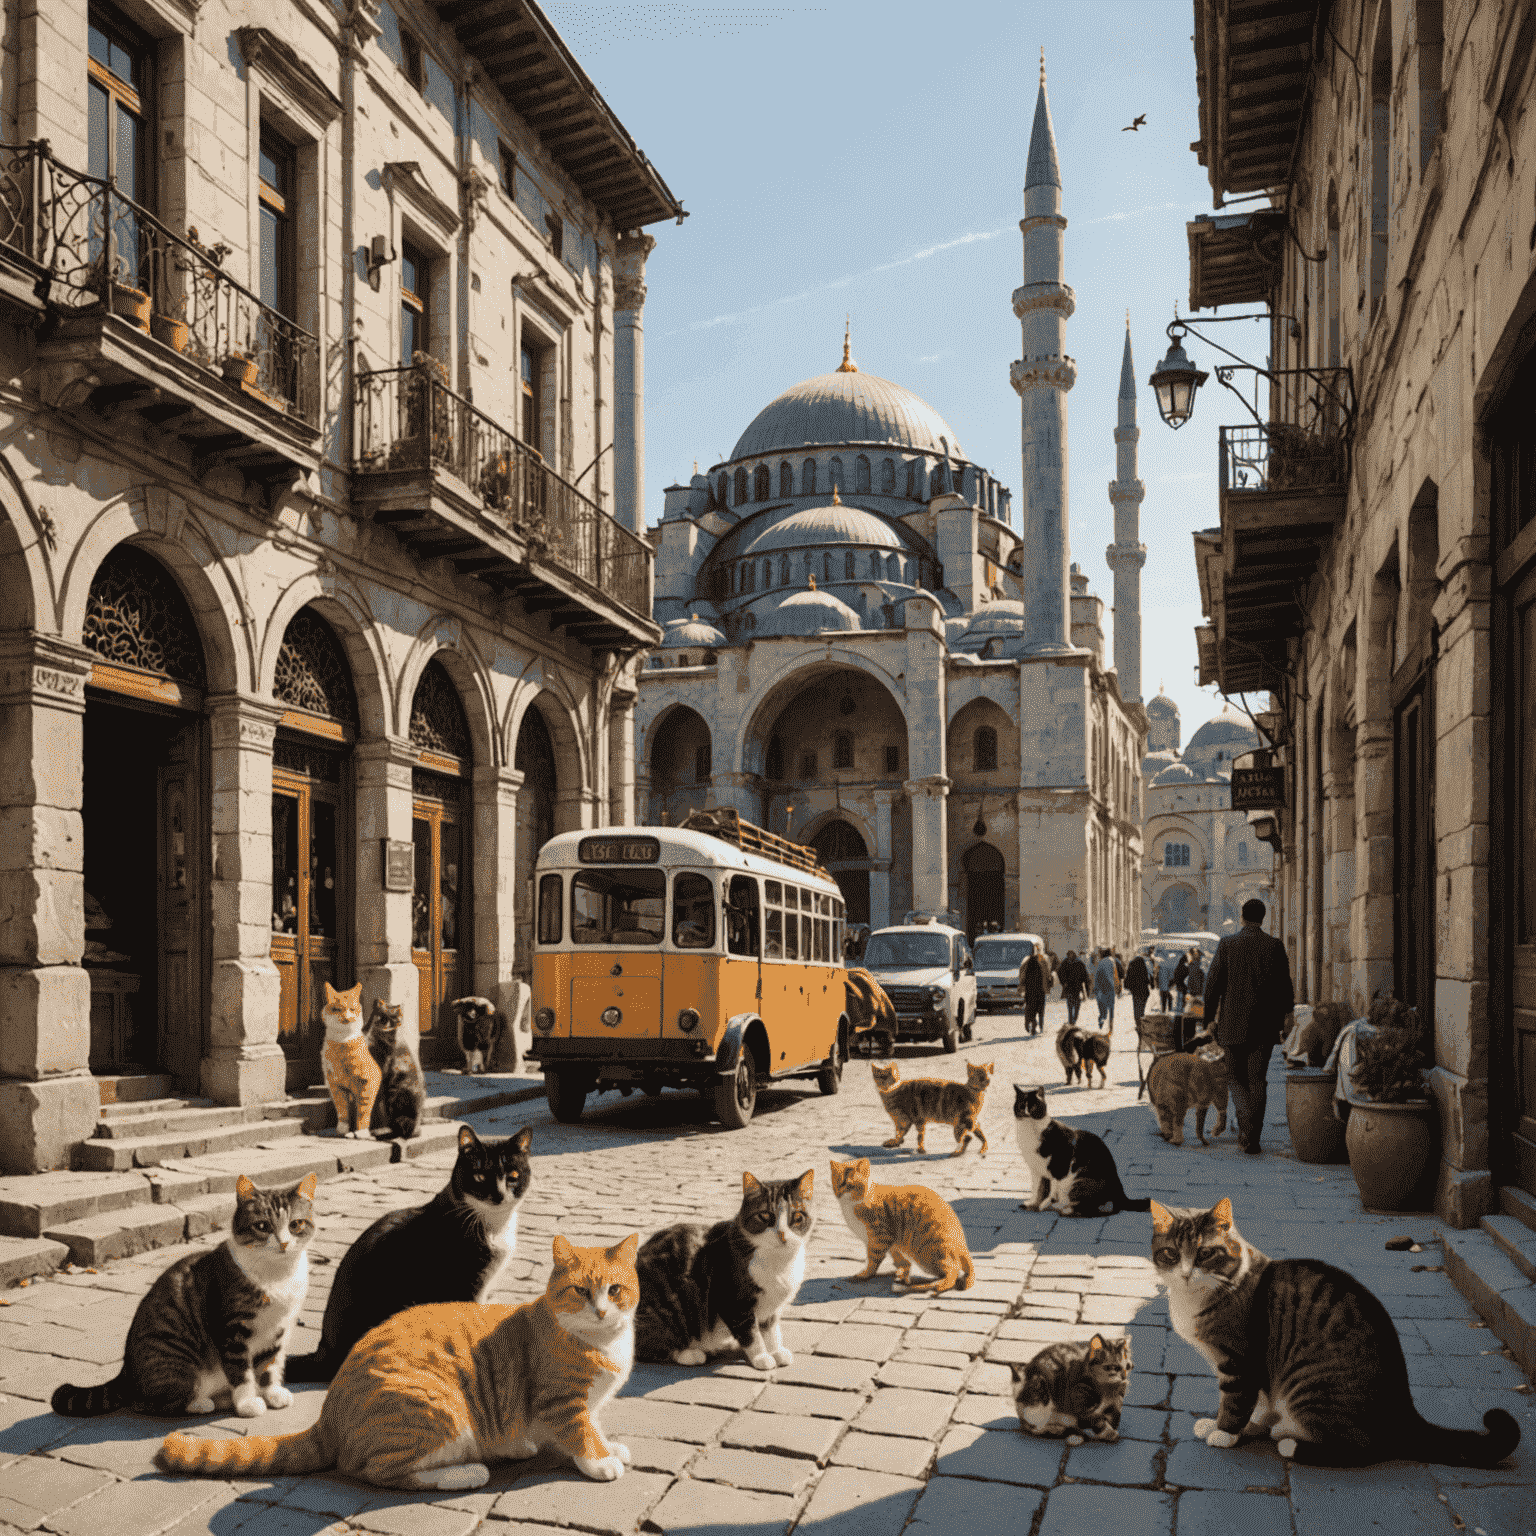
left=971, top=932, right=1046, bottom=1014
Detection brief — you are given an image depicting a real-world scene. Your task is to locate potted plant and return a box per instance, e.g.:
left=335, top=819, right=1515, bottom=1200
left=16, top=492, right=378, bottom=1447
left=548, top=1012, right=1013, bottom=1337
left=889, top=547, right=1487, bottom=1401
left=1344, top=994, right=1438, bottom=1209
left=221, top=346, right=259, bottom=388
left=151, top=303, right=189, bottom=352
left=110, top=280, right=151, bottom=331
left=1285, top=1000, right=1351, bottom=1163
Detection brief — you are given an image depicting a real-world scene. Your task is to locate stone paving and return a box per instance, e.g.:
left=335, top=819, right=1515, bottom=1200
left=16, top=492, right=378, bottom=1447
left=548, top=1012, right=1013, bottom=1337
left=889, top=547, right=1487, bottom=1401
left=1, top=997, right=1533, bottom=1535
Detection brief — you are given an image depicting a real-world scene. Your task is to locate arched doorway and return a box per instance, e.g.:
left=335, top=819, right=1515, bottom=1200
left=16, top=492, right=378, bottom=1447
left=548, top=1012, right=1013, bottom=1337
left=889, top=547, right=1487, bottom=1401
left=81, top=544, right=209, bottom=1088
left=811, top=819, right=870, bottom=927
left=1157, top=884, right=1197, bottom=933
left=962, top=842, right=1004, bottom=940
left=514, top=702, right=558, bottom=973
left=649, top=705, right=713, bottom=825
left=270, top=608, right=357, bottom=1090
left=409, top=658, right=472, bottom=1064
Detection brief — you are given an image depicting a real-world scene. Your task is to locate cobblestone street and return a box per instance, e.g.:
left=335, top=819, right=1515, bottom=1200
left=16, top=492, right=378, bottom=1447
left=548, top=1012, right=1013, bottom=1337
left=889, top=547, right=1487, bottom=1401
left=2, top=999, right=1533, bottom=1536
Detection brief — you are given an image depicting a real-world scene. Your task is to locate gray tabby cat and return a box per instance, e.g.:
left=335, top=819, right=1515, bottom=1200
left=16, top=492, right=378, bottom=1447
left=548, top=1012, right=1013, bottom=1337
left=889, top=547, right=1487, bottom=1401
left=1009, top=1334, right=1132, bottom=1443
left=1153, top=1197, right=1521, bottom=1467
left=52, top=1173, right=317, bottom=1417
left=366, top=998, right=426, bottom=1141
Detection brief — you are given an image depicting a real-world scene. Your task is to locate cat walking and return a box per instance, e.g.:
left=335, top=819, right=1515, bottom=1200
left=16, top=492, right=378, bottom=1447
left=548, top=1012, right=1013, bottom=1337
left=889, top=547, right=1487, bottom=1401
left=53, top=1174, right=317, bottom=1418
left=1146, top=1036, right=1231, bottom=1146
left=1012, top=1084, right=1151, bottom=1216
left=161, top=1234, right=641, bottom=1489
left=871, top=1060, right=993, bottom=1156
left=321, top=981, right=381, bottom=1138
left=829, top=1157, right=975, bottom=1295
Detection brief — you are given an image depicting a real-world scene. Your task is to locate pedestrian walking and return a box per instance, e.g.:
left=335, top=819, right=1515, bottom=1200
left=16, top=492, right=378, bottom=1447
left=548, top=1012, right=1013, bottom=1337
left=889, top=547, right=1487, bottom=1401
left=1186, top=948, right=1206, bottom=1005
left=1057, top=949, right=1089, bottom=1027
left=1202, top=898, right=1295, bottom=1154
left=1124, top=946, right=1153, bottom=1029
left=1171, top=949, right=1190, bottom=1014
left=1020, top=948, right=1049, bottom=1036
left=1093, top=946, right=1119, bottom=1031
left=1157, top=949, right=1178, bottom=1013
left=1112, top=949, right=1125, bottom=992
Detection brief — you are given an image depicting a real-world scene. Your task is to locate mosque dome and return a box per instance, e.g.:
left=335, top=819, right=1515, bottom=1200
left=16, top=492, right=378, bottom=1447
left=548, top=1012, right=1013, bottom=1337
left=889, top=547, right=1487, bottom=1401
left=1148, top=691, right=1180, bottom=719
left=730, top=369, right=965, bottom=461
left=966, top=600, right=1026, bottom=633
left=743, top=503, right=907, bottom=556
left=1150, top=760, right=1197, bottom=787
left=1142, top=747, right=1179, bottom=779
left=660, top=614, right=726, bottom=649
left=757, top=586, right=862, bottom=637
left=1183, top=704, right=1259, bottom=777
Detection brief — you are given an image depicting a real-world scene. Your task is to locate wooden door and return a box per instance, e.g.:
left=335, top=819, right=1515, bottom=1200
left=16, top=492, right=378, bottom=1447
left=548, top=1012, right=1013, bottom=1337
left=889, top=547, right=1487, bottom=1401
left=412, top=790, right=468, bottom=1058
left=1392, top=633, right=1436, bottom=1020
left=1511, top=568, right=1536, bottom=1197
left=156, top=720, right=205, bottom=1092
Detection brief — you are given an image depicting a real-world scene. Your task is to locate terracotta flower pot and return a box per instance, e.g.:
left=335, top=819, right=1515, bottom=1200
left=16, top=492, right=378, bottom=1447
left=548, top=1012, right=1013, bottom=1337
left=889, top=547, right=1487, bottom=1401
left=221, top=353, right=258, bottom=387
left=111, top=282, right=151, bottom=331
left=1286, top=1069, right=1346, bottom=1163
left=151, top=314, right=189, bottom=351
left=1345, top=1097, right=1438, bottom=1210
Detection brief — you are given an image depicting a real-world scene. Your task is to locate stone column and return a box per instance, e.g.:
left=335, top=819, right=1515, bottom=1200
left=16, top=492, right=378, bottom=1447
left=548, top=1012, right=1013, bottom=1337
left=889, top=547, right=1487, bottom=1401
left=871, top=789, right=896, bottom=929
left=1322, top=763, right=1356, bottom=1010
left=0, top=635, right=97, bottom=1172
left=608, top=686, right=637, bottom=828
left=612, top=232, right=656, bottom=538
left=473, top=763, right=526, bottom=1073
left=905, top=776, right=951, bottom=917
left=204, top=695, right=287, bottom=1106
left=353, top=736, right=419, bottom=1043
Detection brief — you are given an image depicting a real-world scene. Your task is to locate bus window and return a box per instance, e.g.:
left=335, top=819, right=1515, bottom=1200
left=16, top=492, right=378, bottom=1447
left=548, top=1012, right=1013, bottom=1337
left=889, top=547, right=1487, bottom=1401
left=784, top=902, right=799, bottom=960
left=814, top=916, right=828, bottom=962
left=765, top=880, right=782, bottom=907
left=766, top=907, right=783, bottom=958
left=726, top=875, right=760, bottom=956
left=571, top=868, right=665, bottom=944
left=537, top=873, right=563, bottom=944
left=802, top=913, right=814, bottom=959
left=785, top=886, right=799, bottom=910
left=672, top=872, right=716, bottom=948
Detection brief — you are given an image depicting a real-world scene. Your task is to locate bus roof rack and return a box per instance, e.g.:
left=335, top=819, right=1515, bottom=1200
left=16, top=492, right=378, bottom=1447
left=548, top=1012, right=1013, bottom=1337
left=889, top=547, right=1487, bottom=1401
left=680, top=806, right=829, bottom=878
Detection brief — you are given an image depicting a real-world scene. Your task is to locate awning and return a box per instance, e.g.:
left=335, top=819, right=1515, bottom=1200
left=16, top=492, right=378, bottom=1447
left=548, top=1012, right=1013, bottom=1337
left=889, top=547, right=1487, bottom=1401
left=1187, top=209, right=1287, bottom=310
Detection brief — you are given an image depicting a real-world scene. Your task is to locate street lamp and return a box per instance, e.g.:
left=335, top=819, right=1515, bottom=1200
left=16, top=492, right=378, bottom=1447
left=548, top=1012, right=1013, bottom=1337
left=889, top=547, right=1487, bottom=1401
left=1149, top=334, right=1207, bottom=429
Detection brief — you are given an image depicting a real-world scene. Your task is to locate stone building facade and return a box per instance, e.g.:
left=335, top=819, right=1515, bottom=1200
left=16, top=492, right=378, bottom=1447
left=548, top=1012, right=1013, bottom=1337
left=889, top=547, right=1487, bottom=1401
left=0, top=0, right=678, bottom=1171
left=1186, top=0, right=1536, bottom=1223
left=637, top=69, right=1145, bottom=955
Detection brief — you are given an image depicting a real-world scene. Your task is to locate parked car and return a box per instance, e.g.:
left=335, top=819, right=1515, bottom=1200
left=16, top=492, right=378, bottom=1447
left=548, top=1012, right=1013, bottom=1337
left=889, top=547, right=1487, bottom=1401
left=861, top=920, right=977, bottom=1052
left=971, top=931, right=1045, bottom=1014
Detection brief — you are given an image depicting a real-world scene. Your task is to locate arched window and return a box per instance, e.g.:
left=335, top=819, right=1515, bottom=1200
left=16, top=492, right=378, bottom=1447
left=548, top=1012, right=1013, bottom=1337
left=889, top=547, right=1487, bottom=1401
left=886, top=553, right=900, bottom=580
left=931, top=461, right=948, bottom=495
left=823, top=552, right=833, bottom=584
left=834, top=731, right=854, bottom=769
left=718, top=473, right=728, bottom=507
left=829, top=456, right=843, bottom=490
left=1237, top=841, right=1249, bottom=866
left=274, top=608, right=358, bottom=727
left=694, top=740, right=711, bottom=781
left=1163, top=843, right=1191, bottom=868
left=974, top=725, right=998, bottom=771
left=1326, top=182, right=1341, bottom=369
left=763, top=559, right=773, bottom=590
left=881, top=458, right=895, bottom=493
left=741, top=561, right=755, bottom=593
left=855, top=455, right=871, bottom=492
left=779, top=555, right=790, bottom=586
left=753, top=464, right=770, bottom=501
left=870, top=551, right=883, bottom=578
left=766, top=734, right=784, bottom=780
left=844, top=550, right=855, bottom=579
left=779, top=461, right=793, bottom=497
left=904, top=463, right=915, bottom=498
left=84, top=544, right=208, bottom=689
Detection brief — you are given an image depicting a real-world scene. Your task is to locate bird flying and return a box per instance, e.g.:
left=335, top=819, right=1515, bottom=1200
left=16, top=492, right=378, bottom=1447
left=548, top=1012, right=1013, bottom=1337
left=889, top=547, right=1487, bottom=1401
left=1123, top=114, right=1147, bottom=131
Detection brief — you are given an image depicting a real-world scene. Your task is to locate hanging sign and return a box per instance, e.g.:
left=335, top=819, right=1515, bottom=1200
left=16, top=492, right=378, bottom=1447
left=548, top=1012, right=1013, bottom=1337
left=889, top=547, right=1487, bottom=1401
left=1230, top=767, right=1285, bottom=811
left=382, top=839, right=415, bottom=891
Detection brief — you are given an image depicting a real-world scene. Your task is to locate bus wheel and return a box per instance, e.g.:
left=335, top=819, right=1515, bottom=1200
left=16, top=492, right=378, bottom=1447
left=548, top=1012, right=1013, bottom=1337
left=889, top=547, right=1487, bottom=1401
left=714, top=1055, right=757, bottom=1129
left=817, top=1048, right=843, bottom=1096
left=545, top=1068, right=589, bottom=1124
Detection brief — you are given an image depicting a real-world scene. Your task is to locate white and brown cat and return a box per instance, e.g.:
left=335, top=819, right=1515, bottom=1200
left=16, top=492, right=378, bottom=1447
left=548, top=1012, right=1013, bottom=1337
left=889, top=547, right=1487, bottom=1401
left=321, top=981, right=381, bottom=1138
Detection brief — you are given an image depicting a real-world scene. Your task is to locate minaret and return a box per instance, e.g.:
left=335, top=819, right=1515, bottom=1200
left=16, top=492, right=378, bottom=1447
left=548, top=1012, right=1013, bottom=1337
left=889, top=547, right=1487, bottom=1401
left=1012, top=51, right=1077, bottom=653
left=1106, top=316, right=1147, bottom=700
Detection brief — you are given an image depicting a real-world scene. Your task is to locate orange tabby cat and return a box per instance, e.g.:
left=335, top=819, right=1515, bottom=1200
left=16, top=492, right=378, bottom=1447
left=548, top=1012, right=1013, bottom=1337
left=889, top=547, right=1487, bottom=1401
left=321, top=981, right=381, bottom=1138
left=828, top=1156, right=975, bottom=1295
left=158, top=1233, right=639, bottom=1489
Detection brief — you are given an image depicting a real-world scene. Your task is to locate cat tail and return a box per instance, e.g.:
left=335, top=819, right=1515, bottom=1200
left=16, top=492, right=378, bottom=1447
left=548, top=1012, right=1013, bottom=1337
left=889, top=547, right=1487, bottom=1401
left=51, top=1369, right=131, bottom=1417
left=1113, top=1189, right=1153, bottom=1213
left=1400, top=1408, right=1521, bottom=1469
left=159, top=1421, right=334, bottom=1477
left=280, top=1347, right=338, bottom=1383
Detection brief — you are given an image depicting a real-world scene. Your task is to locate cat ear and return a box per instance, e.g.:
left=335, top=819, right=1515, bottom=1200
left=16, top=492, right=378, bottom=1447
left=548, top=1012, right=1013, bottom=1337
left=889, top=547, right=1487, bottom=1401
left=1211, top=1196, right=1234, bottom=1230
left=295, top=1174, right=318, bottom=1203
left=795, top=1168, right=814, bottom=1196
left=853, top=1157, right=871, bottom=1177
left=511, top=1127, right=532, bottom=1153
left=458, top=1125, right=480, bottom=1153
left=1087, top=1334, right=1104, bottom=1358
left=1149, top=1199, right=1174, bottom=1233
left=608, top=1233, right=639, bottom=1265
left=742, top=1172, right=763, bottom=1196
left=551, top=1235, right=576, bottom=1269
left=1008, top=1362, right=1027, bottom=1381
left=323, top=982, right=337, bottom=1003
left=236, top=1175, right=257, bottom=1201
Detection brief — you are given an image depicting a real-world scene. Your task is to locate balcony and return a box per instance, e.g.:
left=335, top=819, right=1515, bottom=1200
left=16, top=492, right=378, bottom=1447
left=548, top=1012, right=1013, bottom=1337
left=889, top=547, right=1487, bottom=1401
left=353, top=363, right=658, bottom=649
left=0, top=142, right=321, bottom=498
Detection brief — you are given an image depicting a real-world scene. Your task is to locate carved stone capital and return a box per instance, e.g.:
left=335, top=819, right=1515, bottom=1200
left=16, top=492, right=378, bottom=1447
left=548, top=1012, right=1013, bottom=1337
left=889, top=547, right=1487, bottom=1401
left=1012, top=282, right=1077, bottom=321
left=613, top=231, right=656, bottom=313
left=1010, top=356, right=1078, bottom=395
left=0, top=634, right=95, bottom=712
left=904, top=775, right=951, bottom=801
left=1108, top=480, right=1146, bottom=504
left=207, top=694, right=287, bottom=753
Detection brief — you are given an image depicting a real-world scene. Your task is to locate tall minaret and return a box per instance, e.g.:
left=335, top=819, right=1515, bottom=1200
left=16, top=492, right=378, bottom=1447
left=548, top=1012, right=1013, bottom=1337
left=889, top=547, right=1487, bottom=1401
left=1012, top=51, right=1077, bottom=653
left=1106, top=317, right=1147, bottom=700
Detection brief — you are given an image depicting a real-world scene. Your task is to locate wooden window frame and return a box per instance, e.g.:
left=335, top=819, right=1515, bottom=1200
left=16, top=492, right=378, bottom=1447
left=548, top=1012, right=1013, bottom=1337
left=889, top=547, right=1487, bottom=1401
left=400, top=238, right=430, bottom=364
left=258, top=126, right=296, bottom=322
left=520, top=334, right=544, bottom=457
left=88, top=6, right=154, bottom=240
left=499, top=142, right=516, bottom=198
left=400, top=29, right=426, bottom=93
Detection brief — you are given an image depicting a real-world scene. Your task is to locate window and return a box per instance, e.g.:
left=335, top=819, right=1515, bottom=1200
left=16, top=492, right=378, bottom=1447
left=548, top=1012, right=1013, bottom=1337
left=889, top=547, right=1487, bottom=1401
left=734, top=468, right=748, bottom=505
left=520, top=339, right=543, bottom=455
left=741, top=561, right=755, bottom=594
left=885, top=744, right=900, bottom=774
left=905, top=464, right=915, bottom=498
left=855, top=455, right=871, bottom=493
left=870, top=551, right=883, bottom=578
left=1238, top=841, right=1249, bottom=866
left=1368, top=2, right=1392, bottom=316
left=258, top=130, right=296, bottom=322
left=694, top=740, right=711, bottom=780
left=974, top=725, right=998, bottom=771
left=845, top=551, right=856, bottom=580
left=400, top=29, right=426, bottom=91
left=726, top=875, right=760, bottom=956
left=400, top=242, right=430, bottom=364
left=802, top=458, right=817, bottom=495
left=834, top=732, right=854, bottom=769
left=672, top=872, right=716, bottom=949
left=778, top=556, right=789, bottom=586
left=571, top=868, right=665, bottom=944
left=498, top=143, right=516, bottom=198
left=780, top=461, right=793, bottom=497
left=544, top=211, right=563, bottom=260
left=881, top=458, right=895, bottom=493
left=766, top=735, right=785, bottom=780
left=799, top=751, right=818, bottom=778
left=717, top=473, right=728, bottom=508
left=823, top=552, right=833, bottom=584
left=830, top=456, right=843, bottom=490
left=1163, top=843, right=1191, bottom=868
left=537, top=873, right=563, bottom=944
left=88, top=8, right=151, bottom=282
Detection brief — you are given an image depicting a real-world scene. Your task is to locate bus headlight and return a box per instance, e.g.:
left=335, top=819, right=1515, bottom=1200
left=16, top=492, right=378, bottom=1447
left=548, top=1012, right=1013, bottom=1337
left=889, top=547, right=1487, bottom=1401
left=928, top=986, right=947, bottom=1005
left=677, top=1007, right=700, bottom=1034
left=534, top=1007, right=556, bottom=1033
left=601, top=1006, right=622, bottom=1028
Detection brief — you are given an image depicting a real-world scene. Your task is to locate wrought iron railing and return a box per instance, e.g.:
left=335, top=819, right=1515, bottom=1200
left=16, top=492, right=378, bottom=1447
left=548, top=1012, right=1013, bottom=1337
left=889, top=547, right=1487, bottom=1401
left=0, top=139, right=319, bottom=425
left=354, top=362, right=652, bottom=620
left=1218, top=364, right=1354, bottom=494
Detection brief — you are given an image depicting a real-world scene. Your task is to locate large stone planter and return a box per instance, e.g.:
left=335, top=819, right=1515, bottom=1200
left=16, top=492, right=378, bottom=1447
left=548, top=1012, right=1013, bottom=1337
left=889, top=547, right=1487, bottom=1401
left=1286, top=1069, right=1346, bottom=1163
left=1345, top=1097, right=1438, bottom=1210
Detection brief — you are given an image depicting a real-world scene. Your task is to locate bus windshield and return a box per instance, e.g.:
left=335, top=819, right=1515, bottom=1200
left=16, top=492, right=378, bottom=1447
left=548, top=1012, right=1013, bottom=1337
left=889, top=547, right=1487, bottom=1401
left=863, top=931, right=951, bottom=969
left=571, top=868, right=666, bottom=945
left=973, top=938, right=1034, bottom=970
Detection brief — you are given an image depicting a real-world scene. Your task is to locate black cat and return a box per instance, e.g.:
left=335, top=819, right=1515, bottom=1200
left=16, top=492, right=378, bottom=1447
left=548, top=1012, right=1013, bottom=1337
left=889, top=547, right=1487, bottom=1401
left=285, top=1124, right=531, bottom=1381
left=366, top=999, right=426, bottom=1141
left=1013, top=1084, right=1152, bottom=1216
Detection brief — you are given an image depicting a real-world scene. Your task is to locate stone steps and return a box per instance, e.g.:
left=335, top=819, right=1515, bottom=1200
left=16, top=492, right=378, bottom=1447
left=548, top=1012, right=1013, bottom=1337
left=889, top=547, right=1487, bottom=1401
left=1482, top=1213, right=1536, bottom=1284
left=1500, top=1184, right=1536, bottom=1236
left=94, top=1100, right=267, bottom=1139
left=1441, top=1224, right=1536, bottom=1378
left=43, top=1201, right=191, bottom=1266
left=71, top=1113, right=306, bottom=1171
left=94, top=1073, right=176, bottom=1105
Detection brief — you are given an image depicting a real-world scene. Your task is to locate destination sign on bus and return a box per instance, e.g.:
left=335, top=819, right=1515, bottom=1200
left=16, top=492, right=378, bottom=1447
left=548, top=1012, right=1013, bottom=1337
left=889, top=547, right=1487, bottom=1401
left=579, top=836, right=661, bottom=865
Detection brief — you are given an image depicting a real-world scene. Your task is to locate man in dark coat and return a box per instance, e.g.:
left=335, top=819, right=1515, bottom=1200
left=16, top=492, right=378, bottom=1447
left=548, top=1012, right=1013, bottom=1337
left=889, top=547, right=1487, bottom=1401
left=1202, top=899, right=1295, bottom=1153
left=1057, top=949, right=1089, bottom=1027
left=1171, top=951, right=1190, bottom=1013
left=1019, top=949, right=1048, bottom=1036
left=1124, top=947, right=1153, bottom=1029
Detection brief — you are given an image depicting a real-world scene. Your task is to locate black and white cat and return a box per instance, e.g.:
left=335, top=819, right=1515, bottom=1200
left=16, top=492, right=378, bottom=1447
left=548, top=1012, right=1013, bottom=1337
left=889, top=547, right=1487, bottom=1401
left=1013, top=1084, right=1152, bottom=1216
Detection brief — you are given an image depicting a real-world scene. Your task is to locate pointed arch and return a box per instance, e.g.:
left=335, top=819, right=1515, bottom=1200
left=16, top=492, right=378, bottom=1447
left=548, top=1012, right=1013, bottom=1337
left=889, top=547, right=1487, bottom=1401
left=396, top=618, right=498, bottom=766
left=504, top=673, right=589, bottom=830
left=0, top=449, right=57, bottom=630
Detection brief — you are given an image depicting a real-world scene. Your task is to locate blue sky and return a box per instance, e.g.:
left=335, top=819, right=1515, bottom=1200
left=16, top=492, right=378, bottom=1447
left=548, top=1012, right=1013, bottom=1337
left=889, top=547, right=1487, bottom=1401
left=546, top=1, right=1259, bottom=742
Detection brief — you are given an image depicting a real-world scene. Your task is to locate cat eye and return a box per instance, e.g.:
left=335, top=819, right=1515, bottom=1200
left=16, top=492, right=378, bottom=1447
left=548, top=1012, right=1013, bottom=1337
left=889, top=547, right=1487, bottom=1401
left=1153, top=1247, right=1178, bottom=1264
left=1196, top=1246, right=1225, bottom=1263
left=252, top=1221, right=271, bottom=1233
left=608, top=1285, right=623, bottom=1298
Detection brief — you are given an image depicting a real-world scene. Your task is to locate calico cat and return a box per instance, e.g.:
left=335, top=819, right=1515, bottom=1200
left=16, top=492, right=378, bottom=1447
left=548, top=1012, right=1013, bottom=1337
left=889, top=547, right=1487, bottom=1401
left=286, top=1123, right=532, bottom=1382
left=870, top=1059, right=993, bottom=1156
left=53, top=1174, right=317, bottom=1417
left=452, top=995, right=502, bottom=1073
left=321, top=981, right=381, bottom=1138
left=828, top=1156, right=975, bottom=1294
left=1152, top=1197, right=1520, bottom=1468
left=365, top=998, right=426, bottom=1141
left=161, top=1233, right=640, bottom=1489
left=1012, top=1084, right=1151, bottom=1216
left=1010, top=1334, right=1133, bottom=1444
left=1055, top=1023, right=1111, bottom=1088
left=635, top=1170, right=814, bottom=1370
left=1146, top=1037, right=1231, bottom=1146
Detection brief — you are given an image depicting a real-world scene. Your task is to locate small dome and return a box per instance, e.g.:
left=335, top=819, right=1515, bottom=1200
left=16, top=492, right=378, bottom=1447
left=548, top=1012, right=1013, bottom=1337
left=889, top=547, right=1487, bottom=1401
left=1148, top=691, right=1180, bottom=718
left=660, top=613, right=726, bottom=649
left=966, top=600, right=1026, bottom=634
left=757, top=588, right=862, bottom=637
left=1151, top=760, right=1197, bottom=787
left=743, top=504, right=907, bottom=557
left=730, top=369, right=965, bottom=460
left=1141, top=747, right=1178, bottom=778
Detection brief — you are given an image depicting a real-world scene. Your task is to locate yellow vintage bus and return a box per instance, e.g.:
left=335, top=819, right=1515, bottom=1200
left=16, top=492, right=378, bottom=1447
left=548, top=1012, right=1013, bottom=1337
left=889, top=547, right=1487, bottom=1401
left=527, top=809, right=849, bottom=1128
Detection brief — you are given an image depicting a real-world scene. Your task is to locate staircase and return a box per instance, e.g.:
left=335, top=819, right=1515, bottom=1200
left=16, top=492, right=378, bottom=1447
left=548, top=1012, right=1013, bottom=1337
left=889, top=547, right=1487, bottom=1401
left=1441, top=1186, right=1536, bottom=1377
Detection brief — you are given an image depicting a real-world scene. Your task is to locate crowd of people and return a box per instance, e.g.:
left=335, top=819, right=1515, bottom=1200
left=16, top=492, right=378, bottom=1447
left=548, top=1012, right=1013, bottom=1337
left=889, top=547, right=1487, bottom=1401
left=1013, top=939, right=1209, bottom=1034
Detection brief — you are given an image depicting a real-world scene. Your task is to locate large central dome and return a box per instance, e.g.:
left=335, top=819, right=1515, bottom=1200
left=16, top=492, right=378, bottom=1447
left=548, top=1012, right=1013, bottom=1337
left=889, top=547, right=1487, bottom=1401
left=729, top=369, right=965, bottom=461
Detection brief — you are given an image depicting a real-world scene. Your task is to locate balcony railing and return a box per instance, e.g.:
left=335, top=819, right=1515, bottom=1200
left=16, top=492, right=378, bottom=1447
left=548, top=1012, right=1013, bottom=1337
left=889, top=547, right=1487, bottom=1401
left=354, top=362, right=651, bottom=620
left=0, top=139, right=319, bottom=424
left=1218, top=365, right=1354, bottom=494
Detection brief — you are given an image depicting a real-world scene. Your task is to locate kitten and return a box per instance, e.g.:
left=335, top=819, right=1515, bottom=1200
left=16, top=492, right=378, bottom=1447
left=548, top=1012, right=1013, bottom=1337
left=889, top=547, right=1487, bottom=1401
left=635, top=1170, right=814, bottom=1371
left=1152, top=1197, right=1520, bottom=1468
left=453, top=995, right=502, bottom=1073
left=1012, top=1084, right=1151, bottom=1216
left=365, top=998, right=426, bottom=1141
left=1010, top=1334, right=1133, bottom=1444
left=845, top=967, right=896, bottom=1056
left=1055, top=1023, right=1110, bottom=1088
left=828, top=1156, right=975, bottom=1294
left=160, top=1233, right=640, bottom=1489
left=53, top=1174, right=317, bottom=1417
left=286, top=1124, right=532, bottom=1382
left=1147, top=1038, right=1231, bottom=1146
left=321, top=981, right=381, bottom=1138
left=870, top=1059, right=993, bottom=1156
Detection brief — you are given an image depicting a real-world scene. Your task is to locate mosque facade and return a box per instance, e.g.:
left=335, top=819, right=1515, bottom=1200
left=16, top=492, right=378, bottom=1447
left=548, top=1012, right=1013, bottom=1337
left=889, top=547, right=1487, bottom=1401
left=635, top=69, right=1147, bottom=956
